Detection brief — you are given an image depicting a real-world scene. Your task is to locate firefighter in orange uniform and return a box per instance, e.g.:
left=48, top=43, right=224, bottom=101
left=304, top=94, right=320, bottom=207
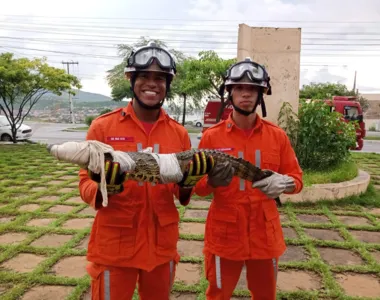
left=194, top=57, right=304, bottom=299
left=78, top=42, right=217, bottom=300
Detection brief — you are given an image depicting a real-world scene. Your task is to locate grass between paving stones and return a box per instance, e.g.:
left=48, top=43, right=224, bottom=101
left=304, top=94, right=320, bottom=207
left=303, top=158, right=358, bottom=187
left=1, top=144, right=380, bottom=299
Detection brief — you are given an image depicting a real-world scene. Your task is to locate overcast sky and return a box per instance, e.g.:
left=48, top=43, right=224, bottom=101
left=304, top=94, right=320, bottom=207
left=1, top=0, right=380, bottom=98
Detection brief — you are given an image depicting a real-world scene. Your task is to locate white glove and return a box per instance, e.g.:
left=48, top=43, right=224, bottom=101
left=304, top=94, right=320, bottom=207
left=252, top=172, right=296, bottom=199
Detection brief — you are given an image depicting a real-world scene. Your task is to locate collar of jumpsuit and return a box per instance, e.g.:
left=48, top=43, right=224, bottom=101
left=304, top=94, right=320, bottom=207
left=225, top=110, right=264, bottom=135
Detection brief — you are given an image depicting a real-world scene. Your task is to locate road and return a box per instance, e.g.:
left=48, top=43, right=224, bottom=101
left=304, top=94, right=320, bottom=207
left=26, top=121, right=201, bottom=148
left=25, top=121, right=379, bottom=153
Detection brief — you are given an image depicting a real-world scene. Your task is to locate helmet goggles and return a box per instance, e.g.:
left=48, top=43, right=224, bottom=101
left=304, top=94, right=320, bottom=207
left=226, top=60, right=268, bottom=83
left=127, top=45, right=176, bottom=74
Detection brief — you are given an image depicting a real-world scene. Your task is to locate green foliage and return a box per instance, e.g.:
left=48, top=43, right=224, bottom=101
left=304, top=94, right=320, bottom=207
left=278, top=100, right=357, bottom=171
left=300, top=82, right=369, bottom=112
left=184, top=51, right=236, bottom=121
left=99, top=108, right=112, bottom=115
left=85, top=115, right=96, bottom=127
left=0, top=52, right=81, bottom=143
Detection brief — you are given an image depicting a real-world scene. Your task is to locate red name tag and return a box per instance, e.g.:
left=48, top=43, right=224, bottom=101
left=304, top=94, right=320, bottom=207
left=106, top=136, right=134, bottom=142
left=214, top=147, right=234, bottom=152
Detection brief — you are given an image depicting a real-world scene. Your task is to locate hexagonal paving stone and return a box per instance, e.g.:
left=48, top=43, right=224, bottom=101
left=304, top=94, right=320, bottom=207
left=370, top=251, right=380, bottom=263
left=58, top=187, right=76, bottom=193
left=177, top=240, right=204, bottom=257
left=368, top=208, right=380, bottom=215
left=30, top=234, right=74, bottom=248
left=280, top=213, right=289, bottom=223
left=189, top=200, right=211, bottom=208
left=235, top=266, right=247, bottom=290
left=336, top=215, right=372, bottom=226
left=31, top=186, right=47, bottom=192
left=0, top=253, right=46, bottom=273
left=282, top=227, right=298, bottom=239
left=184, top=209, right=208, bottom=219
left=297, top=214, right=330, bottom=224
left=48, top=205, right=75, bottom=214
left=280, top=245, right=308, bottom=262
left=277, top=270, right=322, bottom=292
left=0, top=232, right=28, bottom=245
left=26, top=218, right=56, bottom=227
left=66, top=196, right=83, bottom=204
left=349, top=230, right=380, bottom=243
left=174, top=262, right=201, bottom=285
left=47, top=180, right=65, bottom=185
left=304, top=228, right=344, bottom=241
left=76, top=235, right=90, bottom=250
left=0, top=217, right=15, bottom=224
left=335, top=272, right=380, bottom=297
left=78, top=207, right=97, bottom=216
left=81, top=289, right=91, bottom=300
left=61, top=218, right=93, bottom=230
left=51, top=256, right=88, bottom=278
left=38, top=195, right=60, bottom=202
left=59, top=175, right=77, bottom=180
left=317, top=247, right=364, bottom=265
left=25, top=180, right=39, bottom=185
left=21, top=285, right=75, bottom=300
left=170, top=292, right=198, bottom=300
left=18, top=204, right=41, bottom=212
left=179, top=222, right=205, bottom=235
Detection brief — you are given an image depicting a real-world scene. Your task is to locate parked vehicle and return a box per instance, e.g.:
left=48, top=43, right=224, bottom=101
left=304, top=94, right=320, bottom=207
left=324, top=96, right=366, bottom=150
left=0, top=115, right=33, bottom=142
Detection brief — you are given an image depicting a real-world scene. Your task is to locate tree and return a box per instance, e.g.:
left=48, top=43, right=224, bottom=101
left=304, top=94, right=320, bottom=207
left=185, top=51, right=236, bottom=122
left=169, top=58, right=207, bottom=125
left=299, top=82, right=369, bottom=112
left=106, top=36, right=186, bottom=101
left=0, top=53, right=81, bottom=143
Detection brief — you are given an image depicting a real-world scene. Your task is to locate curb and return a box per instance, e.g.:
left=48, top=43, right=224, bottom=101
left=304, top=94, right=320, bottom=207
left=282, top=169, right=371, bottom=203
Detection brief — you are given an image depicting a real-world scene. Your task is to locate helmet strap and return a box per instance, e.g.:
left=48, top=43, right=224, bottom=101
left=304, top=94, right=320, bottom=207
left=228, top=87, right=267, bottom=117
left=129, top=73, right=172, bottom=110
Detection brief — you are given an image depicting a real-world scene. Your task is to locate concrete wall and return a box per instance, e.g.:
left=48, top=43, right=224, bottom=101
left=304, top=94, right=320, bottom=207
left=237, top=24, right=302, bottom=125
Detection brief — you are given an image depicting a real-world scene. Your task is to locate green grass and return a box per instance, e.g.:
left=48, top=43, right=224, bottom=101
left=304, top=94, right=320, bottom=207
left=364, top=136, right=380, bottom=141
left=303, top=158, right=359, bottom=187
left=0, top=144, right=379, bottom=299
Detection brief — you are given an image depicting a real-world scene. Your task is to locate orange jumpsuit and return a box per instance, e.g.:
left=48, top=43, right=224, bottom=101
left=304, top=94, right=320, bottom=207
left=78, top=102, right=193, bottom=300
left=194, top=113, right=303, bottom=299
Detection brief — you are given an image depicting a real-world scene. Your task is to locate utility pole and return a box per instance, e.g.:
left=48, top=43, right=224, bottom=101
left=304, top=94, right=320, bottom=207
left=62, top=61, right=78, bottom=124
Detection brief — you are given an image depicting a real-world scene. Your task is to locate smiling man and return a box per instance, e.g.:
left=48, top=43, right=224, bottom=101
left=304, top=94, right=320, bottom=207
left=194, top=57, right=304, bottom=299
left=77, top=42, right=216, bottom=300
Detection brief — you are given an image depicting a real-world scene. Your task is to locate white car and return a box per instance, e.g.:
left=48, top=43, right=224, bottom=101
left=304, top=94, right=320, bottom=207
left=0, top=115, right=33, bottom=141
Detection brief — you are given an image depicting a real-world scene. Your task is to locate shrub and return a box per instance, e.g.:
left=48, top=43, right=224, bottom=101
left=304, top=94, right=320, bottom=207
left=278, top=100, right=357, bottom=171
left=85, top=115, right=96, bottom=127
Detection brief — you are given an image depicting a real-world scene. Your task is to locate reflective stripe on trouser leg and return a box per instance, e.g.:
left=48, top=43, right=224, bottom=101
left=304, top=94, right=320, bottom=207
left=255, top=149, right=261, bottom=168
left=169, top=260, right=174, bottom=289
left=215, top=255, right=222, bottom=289
left=238, top=151, right=245, bottom=191
left=152, top=144, right=160, bottom=186
left=137, top=143, right=143, bottom=186
left=272, top=258, right=278, bottom=282
left=104, top=270, right=110, bottom=300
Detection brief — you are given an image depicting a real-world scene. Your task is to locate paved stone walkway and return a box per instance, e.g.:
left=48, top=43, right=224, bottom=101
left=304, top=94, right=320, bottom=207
left=0, top=144, right=379, bottom=299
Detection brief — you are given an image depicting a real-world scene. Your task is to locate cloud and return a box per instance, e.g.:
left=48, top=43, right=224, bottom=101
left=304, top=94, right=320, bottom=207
left=1, top=0, right=380, bottom=97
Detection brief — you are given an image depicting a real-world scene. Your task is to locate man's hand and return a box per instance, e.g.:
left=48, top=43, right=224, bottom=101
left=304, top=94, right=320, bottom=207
left=178, top=151, right=215, bottom=188
left=88, top=160, right=127, bottom=195
left=252, top=171, right=295, bottom=199
left=207, top=161, right=235, bottom=188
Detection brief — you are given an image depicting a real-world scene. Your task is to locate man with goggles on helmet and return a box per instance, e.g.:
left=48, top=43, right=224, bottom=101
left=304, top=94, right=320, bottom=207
left=78, top=42, right=220, bottom=299
left=194, top=57, right=303, bottom=299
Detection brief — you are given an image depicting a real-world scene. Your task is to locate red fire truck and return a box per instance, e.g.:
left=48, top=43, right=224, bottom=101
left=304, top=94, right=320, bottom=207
left=198, top=96, right=366, bottom=150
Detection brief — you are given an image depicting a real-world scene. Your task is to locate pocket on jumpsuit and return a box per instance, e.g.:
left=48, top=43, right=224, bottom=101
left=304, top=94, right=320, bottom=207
left=97, top=213, right=137, bottom=257
left=263, top=201, right=282, bottom=246
left=210, top=207, right=239, bottom=246
left=156, top=212, right=180, bottom=251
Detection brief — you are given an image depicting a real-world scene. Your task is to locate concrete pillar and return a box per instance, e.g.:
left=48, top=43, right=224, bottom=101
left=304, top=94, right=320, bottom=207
left=237, top=24, right=302, bottom=124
